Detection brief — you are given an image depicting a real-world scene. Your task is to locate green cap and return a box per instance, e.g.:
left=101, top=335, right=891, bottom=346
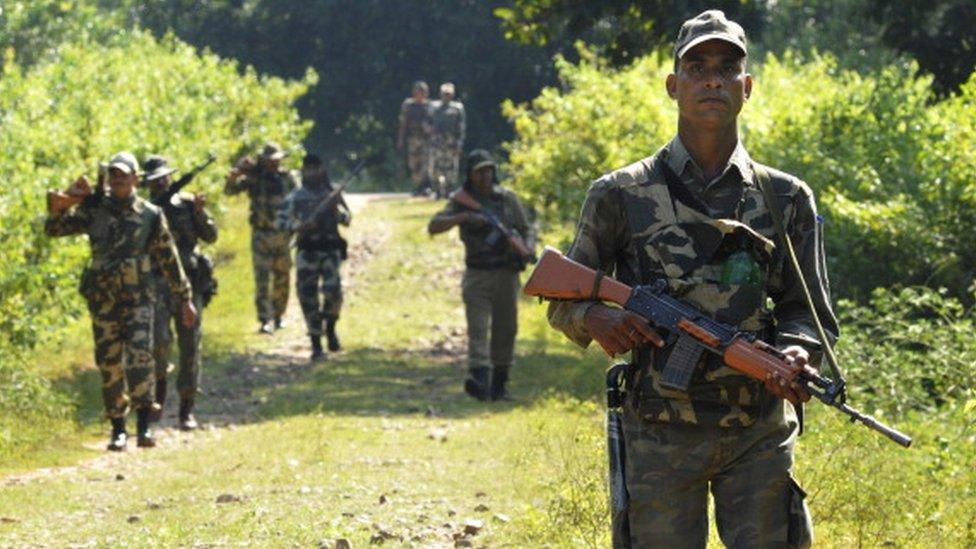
left=674, top=10, right=747, bottom=60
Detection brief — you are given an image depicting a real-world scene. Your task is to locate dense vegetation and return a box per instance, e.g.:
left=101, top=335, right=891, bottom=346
left=0, top=27, right=312, bottom=455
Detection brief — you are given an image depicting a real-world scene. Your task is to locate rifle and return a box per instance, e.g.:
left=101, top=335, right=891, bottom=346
left=523, top=247, right=913, bottom=448
left=46, top=163, right=108, bottom=213
left=451, top=189, right=537, bottom=263
left=298, top=158, right=367, bottom=234
left=151, top=153, right=217, bottom=207
left=606, top=364, right=631, bottom=548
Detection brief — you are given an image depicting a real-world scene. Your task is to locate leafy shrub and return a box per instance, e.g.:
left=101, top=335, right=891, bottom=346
left=504, top=48, right=976, bottom=302
left=0, top=29, right=313, bottom=451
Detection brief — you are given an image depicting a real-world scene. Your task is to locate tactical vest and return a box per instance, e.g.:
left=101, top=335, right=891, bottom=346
left=623, top=154, right=791, bottom=427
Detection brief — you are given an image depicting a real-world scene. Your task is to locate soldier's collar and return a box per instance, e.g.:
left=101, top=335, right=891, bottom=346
left=665, top=136, right=754, bottom=187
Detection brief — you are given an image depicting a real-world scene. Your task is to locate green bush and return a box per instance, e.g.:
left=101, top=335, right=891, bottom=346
left=504, top=49, right=976, bottom=302
left=0, top=29, right=313, bottom=451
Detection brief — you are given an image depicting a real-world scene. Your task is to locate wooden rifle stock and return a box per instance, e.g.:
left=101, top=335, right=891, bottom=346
left=523, top=246, right=632, bottom=304
left=452, top=189, right=535, bottom=260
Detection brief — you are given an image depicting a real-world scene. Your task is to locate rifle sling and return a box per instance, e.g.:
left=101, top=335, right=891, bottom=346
left=590, top=269, right=605, bottom=301
left=752, top=163, right=845, bottom=385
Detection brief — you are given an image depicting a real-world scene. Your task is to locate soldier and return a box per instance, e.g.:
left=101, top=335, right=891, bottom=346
left=225, top=143, right=297, bottom=334
left=428, top=150, right=534, bottom=401
left=276, top=154, right=350, bottom=361
left=397, top=80, right=433, bottom=196
left=45, top=152, right=196, bottom=451
left=144, top=155, right=218, bottom=431
left=546, top=11, right=836, bottom=547
left=428, top=82, right=466, bottom=199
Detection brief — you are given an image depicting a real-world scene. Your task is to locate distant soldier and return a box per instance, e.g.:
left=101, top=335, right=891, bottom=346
left=428, top=82, right=466, bottom=199
left=276, top=154, right=351, bottom=361
left=45, top=152, right=196, bottom=451
left=397, top=80, right=433, bottom=195
left=428, top=150, right=535, bottom=401
left=225, top=143, right=298, bottom=334
left=144, top=155, right=218, bottom=431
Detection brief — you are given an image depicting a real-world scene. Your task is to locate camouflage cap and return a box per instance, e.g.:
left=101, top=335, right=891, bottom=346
left=107, top=151, right=140, bottom=175
left=259, top=142, right=286, bottom=161
left=674, top=10, right=747, bottom=60
left=143, top=155, right=178, bottom=182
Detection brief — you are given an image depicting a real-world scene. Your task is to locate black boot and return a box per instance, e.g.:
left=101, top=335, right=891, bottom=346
left=310, top=335, right=325, bottom=361
left=136, top=409, right=156, bottom=448
left=325, top=317, right=341, bottom=352
left=107, top=418, right=127, bottom=452
left=150, top=378, right=167, bottom=422
left=490, top=368, right=512, bottom=401
left=464, top=367, right=491, bottom=401
left=179, top=398, right=199, bottom=431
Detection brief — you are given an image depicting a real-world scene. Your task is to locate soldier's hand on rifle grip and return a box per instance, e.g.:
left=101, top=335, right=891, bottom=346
left=584, top=304, right=664, bottom=357
left=193, top=194, right=207, bottom=213
left=181, top=300, right=198, bottom=329
left=764, top=345, right=813, bottom=405
left=69, top=175, right=92, bottom=197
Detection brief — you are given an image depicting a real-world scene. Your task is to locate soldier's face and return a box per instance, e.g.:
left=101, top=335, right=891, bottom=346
left=262, top=157, right=281, bottom=171
left=108, top=168, right=137, bottom=198
left=667, top=40, right=751, bottom=129
left=441, top=91, right=454, bottom=102
left=150, top=175, right=171, bottom=195
left=470, top=166, right=494, bottom=193
left=413, top=88, right=428, bottom=101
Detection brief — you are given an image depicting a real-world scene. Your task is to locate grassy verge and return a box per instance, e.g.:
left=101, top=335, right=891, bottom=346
left=0, top=197, right=973, bottom=547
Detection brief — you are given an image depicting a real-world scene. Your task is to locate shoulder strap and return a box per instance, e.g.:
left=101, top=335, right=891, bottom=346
left=753, top=162, right=845, bottom=385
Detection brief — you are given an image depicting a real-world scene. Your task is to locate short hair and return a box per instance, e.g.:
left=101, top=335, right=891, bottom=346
left=412, top=80, right=429, bottom=93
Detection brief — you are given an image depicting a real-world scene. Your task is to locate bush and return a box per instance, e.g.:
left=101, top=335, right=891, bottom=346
left=504, top=48, right=976, bottom=302
left=0, top=29, right=313, bottom=450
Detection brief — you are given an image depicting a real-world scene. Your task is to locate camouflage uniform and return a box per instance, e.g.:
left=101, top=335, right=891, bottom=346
left=548, top=137, right=836, bottom=547
left=225, top=167, right=297, bottom=323
left=276, top=181, right=350, bottom=337
left=431, top=181, right=534, bottom=393
left=399, top=97, right=433, bottom=190
left=150, top=191, right=218, bottom=403
left=428, top=98, right=465, bottom=197
left=45, top=195, right=191, bottom=419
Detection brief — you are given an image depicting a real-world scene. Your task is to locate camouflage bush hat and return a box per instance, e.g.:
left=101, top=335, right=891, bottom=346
left=107, top=152, right=140, bottom=175
left=674, top=10, right=747, bottom=60
left=143, top=155, right=178, bottom=182
left=259, top=142, right=286, bottom=161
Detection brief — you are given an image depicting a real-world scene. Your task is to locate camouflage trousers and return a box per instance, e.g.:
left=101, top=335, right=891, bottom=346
left=251, top=228, right=292, bottom=322
left=152, top=282, right=204, bottom=400
left=88, top=292, right=156, bottom=418
left=296, top=249, right=343, bottom=336
left=461, top=268, right=520, bottom=374
left=406, top=134, right=431, bottom=188
left=621, top=400, right=813, bottom=548
left=428, top=135, right=460, bottom=197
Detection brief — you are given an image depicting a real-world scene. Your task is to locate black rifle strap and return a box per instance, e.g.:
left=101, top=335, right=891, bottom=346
left=753, top=163, right=845, bottom=386
left=591, top=269, right=605, bottom=300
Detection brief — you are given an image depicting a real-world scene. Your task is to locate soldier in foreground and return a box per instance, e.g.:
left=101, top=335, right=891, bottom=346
left=428, top=150, right=534, bottom=401
left=547, top=11, right=837, bottom=547
left=144, top=156, right=218, bottom=430
left=428, top=82, right=466, bottom=198
left=397, top=80, right=433, bottom=196
left=225, top=143, right=297, bottom=334
left=276, top=154, right=351, bottom=361
left=46, top=152, right=196, bottom=451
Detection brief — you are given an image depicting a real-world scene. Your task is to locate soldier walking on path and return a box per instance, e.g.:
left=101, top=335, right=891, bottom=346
left=144, top=155, right=218, bottom=431
left=428, top=82, right=466, bottom=199
left=428, top=150, right=535, bottom=401
left=45, top=152, right=197, bottom=451
left=225, top=143, right=297, bottom=334
left=546, top=11, right=836, bottom=547
left=397, top=80, right=433, bottom=196
left=276, top=154, right=351, bottom=361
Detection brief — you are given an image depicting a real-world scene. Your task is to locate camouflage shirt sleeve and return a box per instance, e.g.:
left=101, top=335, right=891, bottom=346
left=547, top=179, right=629, bottom=348
left=457, top=103, right=466, bottom=145
left=770, top=182, right=839, bottom=358
left=275, top=190, right=299, bottom=232
left=150, top=211, right=192, bottom=302
left=44, top=203, right=93, bottom=237
left=194, top=205, right=218, bottom=244
left=224, top=174, right=251, bottom=196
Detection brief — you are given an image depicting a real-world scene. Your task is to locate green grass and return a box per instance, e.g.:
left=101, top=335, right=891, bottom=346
left=1, top=196, right=973, bottom=547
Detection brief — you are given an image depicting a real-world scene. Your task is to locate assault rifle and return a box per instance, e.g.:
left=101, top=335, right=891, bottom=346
left=451, top=189, right=537, bottom=264
left=298, top=158, right=367, bottom=234
left=524, top=246, right=913, bottom=448
left=46, top=163, right=108, bottom=213
left=151, top=153, right=217, bottom=207
left=605, top=364, right=630, bottom=548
